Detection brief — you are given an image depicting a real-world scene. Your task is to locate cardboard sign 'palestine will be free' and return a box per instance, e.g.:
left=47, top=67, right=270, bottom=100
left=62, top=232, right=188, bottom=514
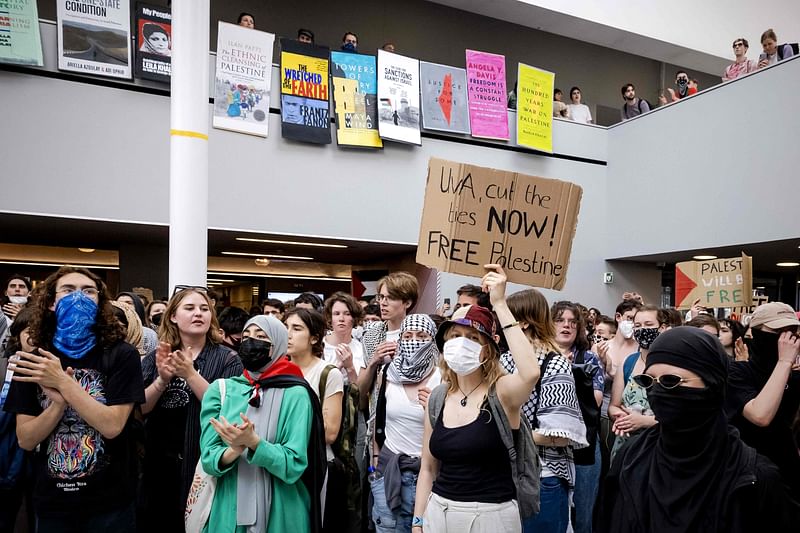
left=416, top=158, right=583, bottom=289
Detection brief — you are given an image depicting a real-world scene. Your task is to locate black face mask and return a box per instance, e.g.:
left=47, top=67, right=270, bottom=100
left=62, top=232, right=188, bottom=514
left=648, top=384, right=719, bottom=451
left=238, top=338, right=273, bottom=372
left=749, top=329, right=779, bottom=374
left=151, top=313, right=163, bottom=327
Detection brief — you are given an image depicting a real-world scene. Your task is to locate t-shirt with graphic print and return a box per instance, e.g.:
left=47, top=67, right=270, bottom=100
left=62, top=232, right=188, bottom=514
left=4, top=341, right=145, bottom=517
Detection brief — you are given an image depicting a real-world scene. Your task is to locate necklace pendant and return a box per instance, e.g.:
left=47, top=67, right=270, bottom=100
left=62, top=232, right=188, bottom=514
left=460, top=397, right=467, bottom=407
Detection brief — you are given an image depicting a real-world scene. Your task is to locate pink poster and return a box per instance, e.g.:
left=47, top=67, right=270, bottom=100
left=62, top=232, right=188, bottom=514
left=465, top=50, right=508, bottom=140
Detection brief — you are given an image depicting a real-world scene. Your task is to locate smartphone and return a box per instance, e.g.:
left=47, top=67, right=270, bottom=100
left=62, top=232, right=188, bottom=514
left=759, top=53, right=768, bottom=62
left=444, top=298, right=450, bottom=305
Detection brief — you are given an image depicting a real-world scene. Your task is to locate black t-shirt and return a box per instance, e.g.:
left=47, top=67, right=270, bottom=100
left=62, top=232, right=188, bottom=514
left=726, top=361, right=800, bottom=496
left=3, top=341, right=145, bottom=517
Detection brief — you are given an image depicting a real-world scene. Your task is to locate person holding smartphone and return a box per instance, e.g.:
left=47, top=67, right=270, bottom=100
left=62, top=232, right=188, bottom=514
left=758, top=28, right=795, bottom=68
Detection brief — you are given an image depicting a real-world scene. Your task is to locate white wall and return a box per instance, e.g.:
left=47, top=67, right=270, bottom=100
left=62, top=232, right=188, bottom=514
left=519, top=0, right=800, bottom=61
left=605, top=56, right=800, bottom=259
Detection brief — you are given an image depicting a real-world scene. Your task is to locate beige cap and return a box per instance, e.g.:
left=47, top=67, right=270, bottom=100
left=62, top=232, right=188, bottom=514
left=749, top=302, right=800, bottom=330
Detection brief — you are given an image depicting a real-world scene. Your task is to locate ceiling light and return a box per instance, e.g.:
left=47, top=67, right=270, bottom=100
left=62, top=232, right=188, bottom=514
left=208, top=271, right=350, bottom=282
left=222, top=251, right=314, bottom=261
left=207, top=278, right=235, bottom=283
left=254, top=258, right=271, bottom=267
left=235, top=237, right=347, bottom=248
left=692, top=255, right=717, bottom=260
left=78, top=248, right=96, bottom=253
left=776, top=262, right=800, bottom=267
left=0, top=260, right=119, bottom=270
left=756, top=286, right=765, bottom=289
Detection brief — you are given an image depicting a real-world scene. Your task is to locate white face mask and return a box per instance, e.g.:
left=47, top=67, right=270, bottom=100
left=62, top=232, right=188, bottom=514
left=443, top=337, right=484, bottom=376
left=619, top=319, right=635, bottom=339
left=8, top=296, right=27, bottom=305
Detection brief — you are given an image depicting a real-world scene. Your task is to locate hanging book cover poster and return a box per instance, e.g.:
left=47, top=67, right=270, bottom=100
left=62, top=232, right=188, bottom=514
left=56, top=0, right=132, bottom=79
left=134, top=3, right=171, bottom=83
left=330, top=51, right=382, bottom=148
left=465, top=49, right=508, bottom=140
left=377, top=49, right=421, bottom=145
left=419, top=61, right=470, bottom=134
left=279, top=39, right=331, bottom=144
left=213, top=22, right=275, bottom=137
left=0, top=0, right=44, bottom=66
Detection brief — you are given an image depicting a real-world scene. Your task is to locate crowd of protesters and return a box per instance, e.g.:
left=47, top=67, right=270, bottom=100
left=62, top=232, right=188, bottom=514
left=0, top=265, right=799, bottom=533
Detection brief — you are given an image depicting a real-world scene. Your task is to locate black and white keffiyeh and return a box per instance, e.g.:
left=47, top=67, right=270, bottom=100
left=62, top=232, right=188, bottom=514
left=385, top=314, right=438, bottom=384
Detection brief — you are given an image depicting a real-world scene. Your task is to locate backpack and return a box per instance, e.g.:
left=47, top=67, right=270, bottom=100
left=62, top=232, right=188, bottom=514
left=778, top=43, right=799, bottom=60
left=318, top=365, right=362, bottom=516
left=534, top=352, right=599, bottom=466
left=622, top=98, right=653, bottom=119
left=428, top=383, right=541, bottom=518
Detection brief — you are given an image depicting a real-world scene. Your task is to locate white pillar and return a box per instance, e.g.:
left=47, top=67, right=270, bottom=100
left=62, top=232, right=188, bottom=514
left=168, top=0, right=210, bottom=293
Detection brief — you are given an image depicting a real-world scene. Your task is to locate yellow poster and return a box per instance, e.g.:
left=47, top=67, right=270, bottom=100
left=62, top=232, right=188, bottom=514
left=280, top=51, right=329, bottom=99
left=516, top=63, right=554, bottom=153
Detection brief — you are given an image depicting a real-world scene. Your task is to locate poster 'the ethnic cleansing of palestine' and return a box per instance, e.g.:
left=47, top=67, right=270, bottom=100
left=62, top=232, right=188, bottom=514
left=377, top=49, right=421, bottom=145
left=57, top=0, right=132, bottom=79
left=420, top=61, right=470, bottom=135
left=135, top=3, right=171, bottom=83
left=280, top=38, right=331, bottom=144
left=213, top=22, right=274, bottom=137
left=330, top=51, right=382, bottom=148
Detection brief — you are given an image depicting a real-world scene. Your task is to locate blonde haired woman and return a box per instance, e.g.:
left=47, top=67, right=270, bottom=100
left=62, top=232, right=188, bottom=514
left=413, top=265, right=540, bottom=532
left=140, top=287, right=243, bottom=531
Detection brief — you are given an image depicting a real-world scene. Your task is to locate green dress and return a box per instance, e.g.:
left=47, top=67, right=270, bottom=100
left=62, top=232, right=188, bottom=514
left=199, top=376, right=313, bottom=533
left=610, top=378, right=654, bottom=460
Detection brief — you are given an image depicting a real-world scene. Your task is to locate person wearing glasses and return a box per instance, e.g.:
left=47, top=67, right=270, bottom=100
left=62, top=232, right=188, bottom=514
left=551, top=301, right=603, bottom=533
left=599, top=327, right=800, bottom=532
left=197, top=314, right=326, bottom=533
left=723, top=38, right=758, bottom=81
left=608, top=305, right=668, bottom=459
left=4, top=267, right=145, bottom=532
left=140, top=285, right=243, bottom=531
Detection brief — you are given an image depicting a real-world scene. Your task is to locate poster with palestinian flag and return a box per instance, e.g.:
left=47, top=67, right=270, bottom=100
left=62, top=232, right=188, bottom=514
left=420, top=61, right=470, bottom=134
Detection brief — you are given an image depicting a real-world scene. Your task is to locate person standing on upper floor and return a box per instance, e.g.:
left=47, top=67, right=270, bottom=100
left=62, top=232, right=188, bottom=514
left=567, top=87, right=592, bottom=124
left=660, top=70, right=697, bottom=104
left=553, top=89, right=570, bottom=119
left=4, top=266, right=145, bottom=532
left=341, top=32, right=358, bottom=53
left=758, top=28, right=795, bottom=68
left=620, top=83, right=651, bottom=121
left=297, top=28, right=315, bottom=44
left=723, top=38, right=758, bottom=81
left=725, top=302, right=800, bottom=501
left=237, top=12, right=255, bottom=29
left=140, top=286, right=243, bottom=532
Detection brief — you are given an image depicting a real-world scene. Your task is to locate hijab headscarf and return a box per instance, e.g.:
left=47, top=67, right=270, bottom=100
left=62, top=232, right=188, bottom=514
left=243, top=315, right=288, bottom=360
left=605, top=327, right=756, bottom=532
left=385, top=314, right=438, bottom=384
left=111, top=301, right=144, bottom=354
left=117, top=292, right=147, bottom=324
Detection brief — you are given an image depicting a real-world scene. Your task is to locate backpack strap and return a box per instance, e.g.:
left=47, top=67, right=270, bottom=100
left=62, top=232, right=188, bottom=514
left=219, top=378, right=226, bottom=408
left=427, top=383, right=448, bottom=429
left=318, top=364, right=336, bottom=400
left=532, top=352, right=557, bottom=429
left=374, top=362, right=390, bottom=448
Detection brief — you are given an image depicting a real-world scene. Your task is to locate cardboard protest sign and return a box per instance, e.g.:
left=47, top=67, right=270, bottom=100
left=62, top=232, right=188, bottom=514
left=280, top=39, right=331, bottom=144
left=0, top=0, right=43, bottom=66
left=213, top=22, right=274, bottom=137
left=57, top=0, right=132, bottom=79
left=465, top=50, right=508, bottom=140
left=135, top=3, right=171, bottom=83
left=416, top=158, right=583, bottom=289
left=675, top=254, right=753, bottom=309
left=516, top=63, right=554, bottom=153
left=377, top=49, right=421, bottom=145
left=420, top=62, right=470, bottom=134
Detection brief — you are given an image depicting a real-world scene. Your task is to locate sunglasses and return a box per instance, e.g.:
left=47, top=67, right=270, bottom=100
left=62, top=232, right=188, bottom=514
left=172, top=284, right=209, bottom=296
left=632, top=373, right=703, bottom=390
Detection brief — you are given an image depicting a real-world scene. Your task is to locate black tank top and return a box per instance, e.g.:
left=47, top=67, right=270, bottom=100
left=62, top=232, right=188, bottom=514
left=429, top=400, right=516, bottom=503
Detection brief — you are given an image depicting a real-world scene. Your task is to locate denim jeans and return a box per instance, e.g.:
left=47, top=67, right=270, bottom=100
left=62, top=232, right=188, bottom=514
left=522, top=476, right=568, bottom=533
left=572, top=438, right=601, bottom=533
left=37, top=502, right=136, bottom=533
left=371, top=470, right=418, bottom=533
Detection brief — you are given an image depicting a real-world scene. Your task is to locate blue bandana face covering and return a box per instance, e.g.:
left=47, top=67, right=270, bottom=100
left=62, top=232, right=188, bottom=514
left=53, top=291, right=98, bottom=359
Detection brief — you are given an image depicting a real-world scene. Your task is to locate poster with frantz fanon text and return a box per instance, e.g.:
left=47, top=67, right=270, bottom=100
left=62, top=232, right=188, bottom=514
left=280, top=38, right=331, bottom=144
left=57, top=0, right=132, bottom=79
